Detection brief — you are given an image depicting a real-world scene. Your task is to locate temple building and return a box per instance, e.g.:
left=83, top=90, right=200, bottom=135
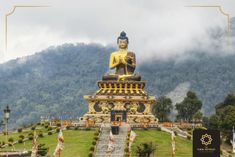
left=79, top=31, right=158, bottom=128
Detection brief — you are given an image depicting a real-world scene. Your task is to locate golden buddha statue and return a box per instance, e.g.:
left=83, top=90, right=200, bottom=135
left=103, top=31, right=141, bottom=81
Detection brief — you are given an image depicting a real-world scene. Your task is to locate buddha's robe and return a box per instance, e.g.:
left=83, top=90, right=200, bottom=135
left=109, top=50, right=136, bottom=75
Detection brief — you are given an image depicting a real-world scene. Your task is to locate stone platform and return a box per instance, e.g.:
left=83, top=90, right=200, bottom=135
left=79, top=81, right=158, bottom=128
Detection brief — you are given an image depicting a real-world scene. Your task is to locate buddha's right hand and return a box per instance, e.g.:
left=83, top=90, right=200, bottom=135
left=119, top=56, right=127, bottom=64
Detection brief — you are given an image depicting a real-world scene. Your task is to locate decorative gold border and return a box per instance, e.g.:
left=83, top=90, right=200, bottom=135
left=186, top=5, right=232, bottom=47
left=4, top=5, right=50, bottom=56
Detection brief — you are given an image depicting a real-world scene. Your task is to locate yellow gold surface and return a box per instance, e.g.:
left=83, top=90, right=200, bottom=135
left=109, top=50, right=127, bottom=69
left=107, top=83, right=112, bottom=94
left=130, top=84, right=133, bottom=94
left=114, top=83, right=117, bottom=94
left=124, top=83, right=128, bottom=94
left=135, top=85, right=139, bottom=94
left=119, top=84, right=122, bottom=94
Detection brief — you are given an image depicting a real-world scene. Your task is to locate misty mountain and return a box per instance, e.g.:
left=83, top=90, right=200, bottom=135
left=1, top=16, right=235, bottom=128
left=0, top=43, right=112, bottom=128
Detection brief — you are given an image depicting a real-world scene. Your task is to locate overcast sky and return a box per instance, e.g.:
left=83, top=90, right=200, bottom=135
left=0, top=0, right=235, bottom=63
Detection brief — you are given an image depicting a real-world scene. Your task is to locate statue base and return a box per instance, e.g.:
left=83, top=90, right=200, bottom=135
left=79, top=80, right=158, bottom=128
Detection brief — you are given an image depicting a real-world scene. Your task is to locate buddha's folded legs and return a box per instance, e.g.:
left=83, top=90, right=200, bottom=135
left=102, top=74, right=119, bottom=81
left=102, top=74, right=141, bottom=81
left=122, top=75, right=141, bottom=81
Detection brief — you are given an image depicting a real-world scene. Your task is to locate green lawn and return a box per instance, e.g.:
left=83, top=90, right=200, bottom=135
left=0, top=128, right=228, bottom=157
left=1, top=129, right=95, bottom=157
left=131, top=130, right=228, bottom=157
left=131, top=130, right=192, bottom=157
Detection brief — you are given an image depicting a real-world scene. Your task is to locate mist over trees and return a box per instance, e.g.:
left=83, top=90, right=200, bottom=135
left=0, top=43, right=235, bottom=128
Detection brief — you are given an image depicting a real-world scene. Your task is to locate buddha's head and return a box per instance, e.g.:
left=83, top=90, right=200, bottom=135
left=117, top=31, right=128, bottom=50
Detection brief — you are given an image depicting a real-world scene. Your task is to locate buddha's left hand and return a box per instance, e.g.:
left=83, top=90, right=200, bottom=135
left=125, top=56, right=133, bottom=64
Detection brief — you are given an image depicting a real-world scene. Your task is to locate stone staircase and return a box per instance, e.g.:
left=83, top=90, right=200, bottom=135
left=94, top=123, right=129, bottom=157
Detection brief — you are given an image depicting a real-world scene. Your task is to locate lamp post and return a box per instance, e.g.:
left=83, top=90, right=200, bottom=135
left=0, top=120, right=5, bottom=130
left=4, top=105, right=11, bottom=143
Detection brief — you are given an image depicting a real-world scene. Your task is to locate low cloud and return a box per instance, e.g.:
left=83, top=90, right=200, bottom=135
left=0, top=0, right=234, bottom=63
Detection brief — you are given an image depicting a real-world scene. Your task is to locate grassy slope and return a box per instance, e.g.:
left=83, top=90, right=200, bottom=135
left=0, top=126, right=48, bottom=142
left=131, top=130, right=227, bottom=157
left=1, top=129, right=95, bottom=157
left=1, top=128, right=227, bottom=157
left=131, top=130, right=191, bottom=157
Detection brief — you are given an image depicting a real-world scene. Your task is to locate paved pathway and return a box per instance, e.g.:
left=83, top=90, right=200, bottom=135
left=94, top=123, right=129, bottom=157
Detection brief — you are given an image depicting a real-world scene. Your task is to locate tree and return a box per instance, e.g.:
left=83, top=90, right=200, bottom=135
left=208, top=114, right=220, bottom=130
left=202, top=116, right=210, bottom=128
left=152, top=96, right=173, bottom=122
left=193, top=111, right=203, bottom=122
left=216, top=93, right=235, bottom=112
left=37, top=144, right=49, bottom=156
left=216, top=105, right=235, bottom=142
left=136, top=142, right=156, bottom=157
left=209, top=93, right=235, bottom=143
left=176, top=91, right=202, bottom=122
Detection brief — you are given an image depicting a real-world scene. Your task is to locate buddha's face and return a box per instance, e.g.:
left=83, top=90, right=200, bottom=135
left=118, top=39, right=128, bottom=50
